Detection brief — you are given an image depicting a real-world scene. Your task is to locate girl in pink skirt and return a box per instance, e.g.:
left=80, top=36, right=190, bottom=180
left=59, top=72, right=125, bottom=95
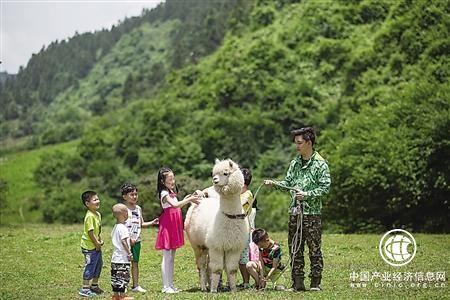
left=155, top=167, right=201, bottom=294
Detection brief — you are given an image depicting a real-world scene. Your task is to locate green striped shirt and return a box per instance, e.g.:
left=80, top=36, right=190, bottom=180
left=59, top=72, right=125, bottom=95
left=274, top=151, right=331, bottom=215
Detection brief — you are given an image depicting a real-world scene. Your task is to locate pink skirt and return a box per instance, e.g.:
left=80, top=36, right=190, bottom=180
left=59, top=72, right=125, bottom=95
left=155, top=207, right=184, bottom=250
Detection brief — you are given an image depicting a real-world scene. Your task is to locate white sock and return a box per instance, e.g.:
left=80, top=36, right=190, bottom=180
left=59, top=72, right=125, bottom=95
left=168, top=249, right=176, bottom=287
left=162, top=250, right=171, bottom=289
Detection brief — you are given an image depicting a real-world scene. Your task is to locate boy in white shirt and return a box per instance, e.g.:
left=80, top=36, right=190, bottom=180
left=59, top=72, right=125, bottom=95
left=111, top=203, right=134, bottom=300
left=121, top=183, right=158, bottom=293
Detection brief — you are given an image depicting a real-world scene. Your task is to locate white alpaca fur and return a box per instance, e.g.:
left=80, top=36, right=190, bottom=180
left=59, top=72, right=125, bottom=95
left=185, top=159, right=249, bottom=292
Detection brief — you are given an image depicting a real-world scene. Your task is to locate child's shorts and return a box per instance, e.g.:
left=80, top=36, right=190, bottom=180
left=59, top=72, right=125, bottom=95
left=111, top=262, right=131, bottom=293
left=131, top=241, right=141, bottom=262
left=239, top=235, right=251, bottom=265
left=81, top=249, right=103, bottom=280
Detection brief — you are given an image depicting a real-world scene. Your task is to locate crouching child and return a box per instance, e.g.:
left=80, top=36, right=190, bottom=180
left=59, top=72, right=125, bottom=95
left=246, top=228, right=285, bottom=290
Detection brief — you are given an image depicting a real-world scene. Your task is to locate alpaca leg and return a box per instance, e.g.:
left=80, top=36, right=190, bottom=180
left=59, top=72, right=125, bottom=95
left=199, top=250, right=209, bottom=292
left=224, top=250, right=241, bottom=292
left=209, top=249, right=224, bottom=293
left=193, top=246, right=208, bottom=292
left=206, top=253, right=211, bottom=290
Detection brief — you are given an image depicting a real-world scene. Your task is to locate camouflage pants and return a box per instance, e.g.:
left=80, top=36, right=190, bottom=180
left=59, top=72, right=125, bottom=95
left=288, top=214, right=323, bottom=279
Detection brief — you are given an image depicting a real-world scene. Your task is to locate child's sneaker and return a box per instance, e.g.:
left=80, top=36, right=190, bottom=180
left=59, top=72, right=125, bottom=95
left=90, top=285, right=104, bottom=294
left=131, top=286, right=146, bottom=293
left=162, top=287, right=179, bottom=294
left=79, top=288, right=97, bottom=297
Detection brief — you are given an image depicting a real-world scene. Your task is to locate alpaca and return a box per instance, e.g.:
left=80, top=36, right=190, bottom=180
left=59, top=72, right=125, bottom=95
left=185, top=159, right=249, bottom=292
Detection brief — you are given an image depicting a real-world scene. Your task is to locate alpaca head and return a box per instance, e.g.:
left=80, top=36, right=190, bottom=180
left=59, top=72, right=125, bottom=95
left=212, top=159, right=244, bottom=196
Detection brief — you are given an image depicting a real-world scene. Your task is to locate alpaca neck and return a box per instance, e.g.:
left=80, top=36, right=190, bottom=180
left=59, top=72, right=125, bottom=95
left=219, top=193, right=244, bottom=215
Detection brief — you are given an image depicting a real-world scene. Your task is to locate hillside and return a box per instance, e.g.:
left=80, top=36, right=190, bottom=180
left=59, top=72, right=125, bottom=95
left=0, top=72, right=15, bottom=84
left=0, top=0, right=248, bottom=144
left=0, top=0, right=449, bottom=232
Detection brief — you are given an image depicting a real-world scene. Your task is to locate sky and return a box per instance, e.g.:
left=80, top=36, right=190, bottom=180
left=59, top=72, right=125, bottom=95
left=0, top=0, right=163, bottom=74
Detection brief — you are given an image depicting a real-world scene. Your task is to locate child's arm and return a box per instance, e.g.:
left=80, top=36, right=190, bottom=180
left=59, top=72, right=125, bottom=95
left=142, top=217, right=159, bottom=228
left=88, top=230, right=102, bottom=251
left=266, top=257, right=280, bottom=280
left=240, top=190, right=254, bottom=215
left=121, top=237, right=133, bottom=261
left=139, top=206, right=159, bottom=228
left=164, top=193, right=201, bottom=208
left=240, top=191, right=249, bottom=206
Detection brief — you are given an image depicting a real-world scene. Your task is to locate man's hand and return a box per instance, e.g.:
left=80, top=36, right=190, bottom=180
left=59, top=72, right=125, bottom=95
left=295, top=191, right=306, bottom=201
left=264, top=180, right=274, bottom=186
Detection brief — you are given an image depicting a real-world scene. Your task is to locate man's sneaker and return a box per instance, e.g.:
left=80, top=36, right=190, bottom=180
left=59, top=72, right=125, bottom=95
left=90, top=286, right=104, bottom=294
left=131, top=286, right=147, bottom=293
left=79, top=288, right=97, bottom=297
left=170, top=286, right=182, bottom=292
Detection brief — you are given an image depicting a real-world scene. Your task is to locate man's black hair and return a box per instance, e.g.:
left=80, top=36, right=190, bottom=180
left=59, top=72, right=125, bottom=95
left=291, top=127, right=316, bottom=146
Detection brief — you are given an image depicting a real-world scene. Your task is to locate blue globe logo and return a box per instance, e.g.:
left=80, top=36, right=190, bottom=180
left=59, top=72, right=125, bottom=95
left=379, top=229, right=417, bottom=267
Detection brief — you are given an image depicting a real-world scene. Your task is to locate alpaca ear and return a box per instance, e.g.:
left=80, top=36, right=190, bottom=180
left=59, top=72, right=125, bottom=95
left=215, top=158, right=221, bottom=165
left=229, top=160, right=234, bottom=168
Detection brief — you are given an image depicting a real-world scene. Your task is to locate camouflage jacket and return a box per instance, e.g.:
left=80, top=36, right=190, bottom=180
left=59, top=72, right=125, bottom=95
left=274, top=151, right=331, bottom=215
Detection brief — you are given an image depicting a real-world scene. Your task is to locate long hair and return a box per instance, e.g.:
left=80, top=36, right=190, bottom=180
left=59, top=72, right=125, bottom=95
left=156, top=167, right=178, bottom=215
left=157, top=167, right=173, bottom=198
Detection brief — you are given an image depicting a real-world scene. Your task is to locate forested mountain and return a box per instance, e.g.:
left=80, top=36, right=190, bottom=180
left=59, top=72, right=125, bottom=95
left=0, top=0, right=248, bottom=143
left=1, top=0, right=448, bottom=233
left=0, top=72, right=15, bottom=84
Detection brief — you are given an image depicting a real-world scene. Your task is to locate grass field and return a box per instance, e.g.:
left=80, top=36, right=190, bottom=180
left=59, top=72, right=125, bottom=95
left=0, top=224, right=448, bottom=299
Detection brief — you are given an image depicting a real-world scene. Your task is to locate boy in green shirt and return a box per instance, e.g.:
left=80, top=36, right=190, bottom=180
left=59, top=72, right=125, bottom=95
left=79, top=190, right=104, bottom=297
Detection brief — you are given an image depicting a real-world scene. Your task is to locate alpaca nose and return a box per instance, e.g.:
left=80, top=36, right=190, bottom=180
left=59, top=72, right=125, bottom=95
left=212, top=175, right=219, bottom=184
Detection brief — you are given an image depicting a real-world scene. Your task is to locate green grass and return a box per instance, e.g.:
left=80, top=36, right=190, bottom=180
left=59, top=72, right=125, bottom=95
left=0, top=224, right=448, bottom=299
left=0, top=140, right=78, bottom=224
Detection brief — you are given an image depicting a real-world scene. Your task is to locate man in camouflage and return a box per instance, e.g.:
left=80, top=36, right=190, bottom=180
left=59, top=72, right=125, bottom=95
left=265, top=127, right=331, bottom=291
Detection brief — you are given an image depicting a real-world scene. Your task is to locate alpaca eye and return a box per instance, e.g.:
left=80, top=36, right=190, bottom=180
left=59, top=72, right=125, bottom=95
left=223, top=172, right=229, bottom=176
